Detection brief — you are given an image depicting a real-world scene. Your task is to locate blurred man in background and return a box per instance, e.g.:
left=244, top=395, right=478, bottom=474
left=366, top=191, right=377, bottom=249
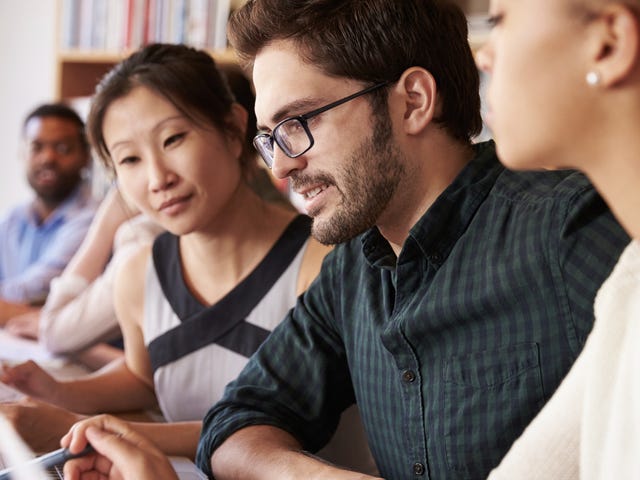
left=0, top=103, right=97, bottom=325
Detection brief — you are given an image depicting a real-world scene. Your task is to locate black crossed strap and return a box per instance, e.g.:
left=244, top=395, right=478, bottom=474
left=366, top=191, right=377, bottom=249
left=148, top=215, right=312, bottom=373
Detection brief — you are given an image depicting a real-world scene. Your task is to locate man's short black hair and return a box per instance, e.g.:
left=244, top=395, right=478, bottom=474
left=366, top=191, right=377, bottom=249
left=22, top=103, right=88, bottom=148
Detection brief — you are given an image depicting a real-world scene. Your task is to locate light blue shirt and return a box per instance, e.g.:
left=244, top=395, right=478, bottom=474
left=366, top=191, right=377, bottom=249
left=0, top=183, right=97, bottom=303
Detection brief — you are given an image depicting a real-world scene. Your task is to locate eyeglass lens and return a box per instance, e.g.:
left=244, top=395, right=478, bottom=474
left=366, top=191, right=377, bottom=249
left=254, top=81, right=388, bottom=168
left=275, top=119, right=310, bottom=157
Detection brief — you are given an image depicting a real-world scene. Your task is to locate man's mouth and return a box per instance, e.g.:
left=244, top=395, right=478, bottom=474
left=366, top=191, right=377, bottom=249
left=302, top=184, right=329, bottom=200
left=35, top=169, right=58, bottom=183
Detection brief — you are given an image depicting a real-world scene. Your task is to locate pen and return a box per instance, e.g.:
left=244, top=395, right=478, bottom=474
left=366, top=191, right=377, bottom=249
left=0, top=444, right=94, bottom=479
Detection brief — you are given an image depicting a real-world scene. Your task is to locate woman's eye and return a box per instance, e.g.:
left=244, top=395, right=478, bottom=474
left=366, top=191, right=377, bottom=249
left=118, top=156, right=139, bottom=165
left=486, top=13, right=503, bottom=28
left=164, top=132, right=186, bottom=148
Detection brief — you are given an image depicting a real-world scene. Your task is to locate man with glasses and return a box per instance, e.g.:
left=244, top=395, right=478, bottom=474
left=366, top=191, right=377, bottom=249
left=0, top=103, right=97, bottom=325
left=194, top=1, right=629, bottom=479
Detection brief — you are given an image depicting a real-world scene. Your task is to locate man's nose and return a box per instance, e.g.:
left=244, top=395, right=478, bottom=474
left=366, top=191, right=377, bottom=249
left=271, top=148, right=307, bottom=180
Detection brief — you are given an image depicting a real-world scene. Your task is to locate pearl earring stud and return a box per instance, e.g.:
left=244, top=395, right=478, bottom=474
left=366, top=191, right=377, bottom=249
left=586, top=70, right=601, bottom=86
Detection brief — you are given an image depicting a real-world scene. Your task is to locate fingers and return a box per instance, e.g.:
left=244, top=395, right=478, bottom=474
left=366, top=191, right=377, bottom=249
left=0, top=360, right=22, bottom=384
left=64, top=426, right=128, bottom=480
left=62, top=415, right=139, bottom=453
left=0, top=360, right=13, bottom=378
left=0, top=361, right=33, bottom=388
left=63, top=445, right=116, bottom=480
left=1, top=360, right=36, bottom=379
left=63, top=417, right=165, bottom=480
left=5, top=314, right=39, bottom=339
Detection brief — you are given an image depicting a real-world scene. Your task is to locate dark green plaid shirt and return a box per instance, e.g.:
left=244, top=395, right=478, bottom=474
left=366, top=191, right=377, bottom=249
left=197, top=141, right=629, bottom=479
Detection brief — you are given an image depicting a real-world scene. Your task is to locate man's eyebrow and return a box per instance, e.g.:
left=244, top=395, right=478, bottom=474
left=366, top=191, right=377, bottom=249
left=257, top=96, right=323, bottom=132
left=29, top=135, right=79, bottom=144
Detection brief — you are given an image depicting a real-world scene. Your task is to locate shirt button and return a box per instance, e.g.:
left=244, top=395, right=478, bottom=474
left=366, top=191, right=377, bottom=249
left=413, top=462, right=425, bottom=476
left=401, top=369, right=416, bottom=383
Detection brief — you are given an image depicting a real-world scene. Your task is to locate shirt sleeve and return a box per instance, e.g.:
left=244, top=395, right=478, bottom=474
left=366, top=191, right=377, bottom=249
left=489, top=183, right=628, bottom=480
left=552, top=182, right=630, bottom=355
left=39, top=217, right=161, bottom=353
left=38, top=269, right=120, bottom=354
left=0, top=209, right=96, bottom=303
left=196, top=251, right=355, bottom=477
left=488, top=332, right=588, bottom=480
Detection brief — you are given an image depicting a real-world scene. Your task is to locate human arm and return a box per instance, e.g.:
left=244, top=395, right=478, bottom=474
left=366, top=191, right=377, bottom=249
left=69, top=343, right=125, bottom=372
left=5, top=303, right=123, bottom=367
left=196, top=248, right=373, bottom=479
left=4, top=309, right=41, bottom=338
left=487, top=180, right=624, bottom=480
left=0, top=357, right=155, bottom=414
left=488, top=332, right=589, bottom=480
left=0, top=205, right=96, bottom=304
left=0, top=300, right=38, bottom=327
left=552, top=179, right=629, bottom=353
left=96, top=420, right=198, bottom=459
left=62, top=187, right=137, bottom=282
left=0, top=398, right=85, bottom=453
left=1, top=248, right=158, bottom=414
left=39, top=191, right=160, bottom=353
left=211, top=425, right=381, bottom=480
left=61, top=414, right=178, bottom=480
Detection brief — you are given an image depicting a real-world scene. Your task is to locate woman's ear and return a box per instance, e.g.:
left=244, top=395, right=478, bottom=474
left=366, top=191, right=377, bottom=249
left=227, top=103, right=249, bottom=157
left=393, top=67, right=438, bottom=135
left=589, top=3, right=640, bottom=87
left=229, top=103, right=249, bottom=135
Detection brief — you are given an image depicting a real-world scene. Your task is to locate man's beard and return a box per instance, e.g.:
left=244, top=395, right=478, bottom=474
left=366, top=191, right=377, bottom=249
left=28, top=169, right=84, bottom=207
left=299, top=111, right=405, bottom=245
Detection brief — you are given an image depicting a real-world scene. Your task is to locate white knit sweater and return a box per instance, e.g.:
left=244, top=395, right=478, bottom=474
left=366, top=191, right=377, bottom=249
left=488, top=240, right=640, bottom=480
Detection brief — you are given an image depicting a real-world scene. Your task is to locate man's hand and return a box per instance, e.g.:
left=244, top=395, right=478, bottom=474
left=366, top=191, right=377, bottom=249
left=62, top=414, right=179, bottom=480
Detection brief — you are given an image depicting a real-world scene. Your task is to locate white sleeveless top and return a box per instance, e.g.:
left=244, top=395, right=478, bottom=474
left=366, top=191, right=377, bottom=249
left=143, top=217, right=310, bottom=421
left=143, top=216, right=378, bottom=474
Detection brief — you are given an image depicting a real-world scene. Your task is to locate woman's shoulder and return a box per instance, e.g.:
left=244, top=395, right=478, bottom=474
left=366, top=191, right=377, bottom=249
left=115, top=243, right=153, bottom=293
left=297, top=237, right=333, bottom=295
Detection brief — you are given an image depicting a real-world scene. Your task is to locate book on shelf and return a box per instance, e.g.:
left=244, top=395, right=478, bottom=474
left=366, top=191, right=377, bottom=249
left=59, top=0, right=231, bottom=52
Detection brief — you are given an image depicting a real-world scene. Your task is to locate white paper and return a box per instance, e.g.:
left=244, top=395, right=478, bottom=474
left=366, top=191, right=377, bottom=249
left=0, top=328, right=58, bottom=364
left=0, top=382, right=25, bottom=403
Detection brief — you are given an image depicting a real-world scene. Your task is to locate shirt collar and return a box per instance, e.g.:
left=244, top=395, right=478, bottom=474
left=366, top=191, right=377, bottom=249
left=28, top=182, right=92, bottom=227
left=361, top=141, right=502, bottom=269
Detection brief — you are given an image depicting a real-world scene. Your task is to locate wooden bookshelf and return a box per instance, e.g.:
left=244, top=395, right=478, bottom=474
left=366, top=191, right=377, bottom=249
left=54, top=0, right=486, bottom=101
left=54, top=0, right=241, bottom=100
left=55, top=48, right=238, bottom=100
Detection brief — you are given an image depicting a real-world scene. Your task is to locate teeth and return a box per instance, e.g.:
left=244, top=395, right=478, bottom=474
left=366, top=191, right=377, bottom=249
left=304, top=185, right=326, bottom=199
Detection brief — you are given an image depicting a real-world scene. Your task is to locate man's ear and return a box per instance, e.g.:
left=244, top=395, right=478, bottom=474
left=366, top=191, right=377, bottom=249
left=392, top=67, right=438, bottom=134
left=589, top=3, right=640, bottom=87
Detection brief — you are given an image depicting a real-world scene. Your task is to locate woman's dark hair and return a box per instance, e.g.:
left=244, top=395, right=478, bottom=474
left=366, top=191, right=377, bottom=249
left=88, top=43, right=257, bottom=178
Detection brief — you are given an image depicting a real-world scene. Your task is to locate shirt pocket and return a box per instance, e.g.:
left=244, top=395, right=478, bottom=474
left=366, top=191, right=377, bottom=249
left=442, top=342, right=545, bottom=478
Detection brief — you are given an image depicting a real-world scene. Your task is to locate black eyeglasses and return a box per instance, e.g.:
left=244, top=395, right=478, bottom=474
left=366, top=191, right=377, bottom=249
left=253, top=82, right=388, bottom=168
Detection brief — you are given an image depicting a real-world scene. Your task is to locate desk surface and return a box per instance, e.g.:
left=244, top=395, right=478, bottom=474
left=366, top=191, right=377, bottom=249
left=0, top=330, right=206, bottom=479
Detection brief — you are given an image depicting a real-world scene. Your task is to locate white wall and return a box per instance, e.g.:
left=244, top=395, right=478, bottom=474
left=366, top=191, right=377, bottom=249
left=0, top=1, right=57, bottom=210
